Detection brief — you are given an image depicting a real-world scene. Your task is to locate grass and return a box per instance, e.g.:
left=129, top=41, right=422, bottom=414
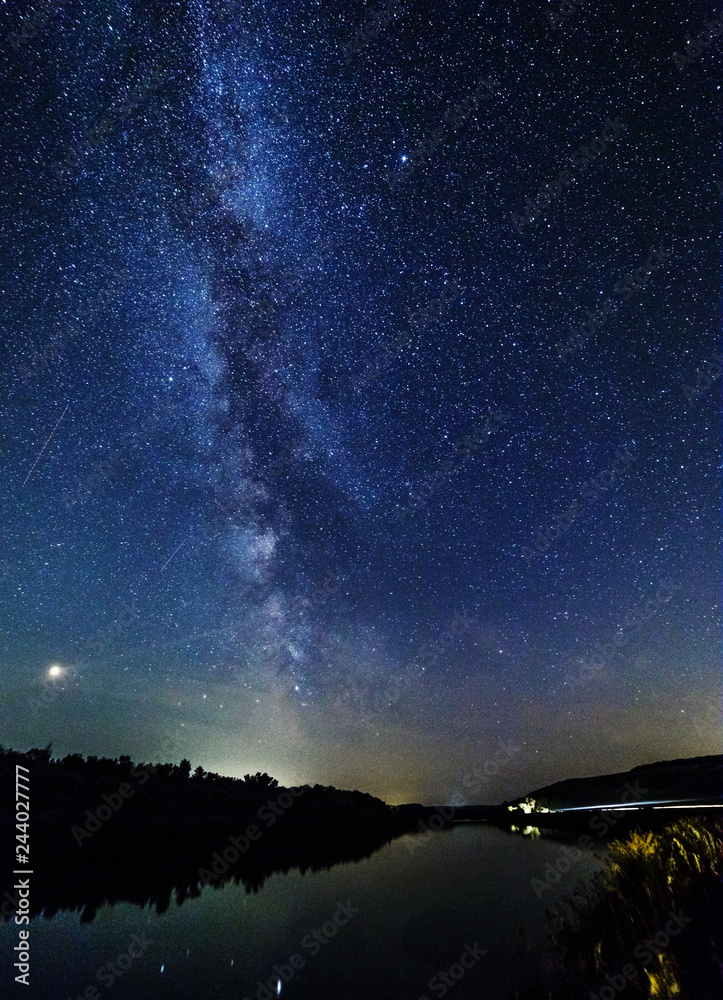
left=510, top=815, right=723, bottom=999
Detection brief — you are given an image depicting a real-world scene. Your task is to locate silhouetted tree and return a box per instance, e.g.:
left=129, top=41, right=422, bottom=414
left=243, top=772, right=279, bottom=789
left=61, top=753, right=85, bottom=768
left=26, top=744, right=53, bottom=764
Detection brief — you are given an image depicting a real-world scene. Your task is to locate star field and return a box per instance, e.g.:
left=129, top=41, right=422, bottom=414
left=0, top=0, right=720, bottom=802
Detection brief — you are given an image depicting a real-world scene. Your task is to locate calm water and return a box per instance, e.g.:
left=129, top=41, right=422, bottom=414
left=2, top=825, right=602, bottom=1000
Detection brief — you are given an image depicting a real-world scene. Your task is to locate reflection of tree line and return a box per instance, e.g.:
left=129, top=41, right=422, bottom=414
left=0, top=746, right=418, bottom=924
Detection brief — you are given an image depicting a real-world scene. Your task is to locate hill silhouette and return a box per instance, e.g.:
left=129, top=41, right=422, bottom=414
left=504, top=753, right=723, bottom=812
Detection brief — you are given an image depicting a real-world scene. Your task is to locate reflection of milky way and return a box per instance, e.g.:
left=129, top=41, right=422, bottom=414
left=0, top=0, right=719, bottom=798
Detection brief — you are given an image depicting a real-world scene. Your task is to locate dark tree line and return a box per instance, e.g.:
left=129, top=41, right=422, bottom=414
left=0, top=744, right=397, bottom=834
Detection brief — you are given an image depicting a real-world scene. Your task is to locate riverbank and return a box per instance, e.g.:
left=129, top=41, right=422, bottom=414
left=509, top=814, right=723, bottom=999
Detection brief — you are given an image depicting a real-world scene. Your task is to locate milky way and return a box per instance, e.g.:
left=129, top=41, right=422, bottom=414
left=1, top=0, right=720, bottom=801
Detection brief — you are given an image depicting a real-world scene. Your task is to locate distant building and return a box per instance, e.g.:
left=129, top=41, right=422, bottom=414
left=508, top=796, right=550, bottom=814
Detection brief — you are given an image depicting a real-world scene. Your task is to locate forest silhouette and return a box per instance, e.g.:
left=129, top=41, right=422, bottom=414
left=0, top=744, right=421, bottom=923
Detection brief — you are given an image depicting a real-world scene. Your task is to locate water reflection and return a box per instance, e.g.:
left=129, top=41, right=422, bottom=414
left=0, top=824, right=603, bottom=1000
left=508, top=824, right=541, bottom=838
left=2, top=826, right=407, bottom=924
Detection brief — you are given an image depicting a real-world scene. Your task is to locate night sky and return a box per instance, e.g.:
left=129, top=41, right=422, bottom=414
left=1, top=0, right=720, bottom=804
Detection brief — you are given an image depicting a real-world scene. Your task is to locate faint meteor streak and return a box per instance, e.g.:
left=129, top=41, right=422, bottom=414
left=21, top=403, right=69, bottom=486
left=160, top=535, right=192, bottom=572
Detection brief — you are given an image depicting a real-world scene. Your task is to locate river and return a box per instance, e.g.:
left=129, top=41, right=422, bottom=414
left=1, top=823, right=603, bottom=1000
